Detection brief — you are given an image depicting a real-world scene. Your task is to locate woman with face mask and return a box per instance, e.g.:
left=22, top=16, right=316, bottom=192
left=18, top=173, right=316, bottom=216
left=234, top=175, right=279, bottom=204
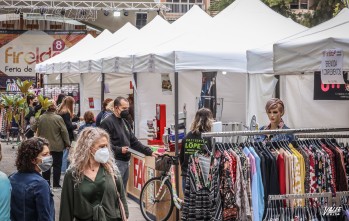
left=60, top=127, right=129, bottom=221
left=9, top=137, right=55, bottom=221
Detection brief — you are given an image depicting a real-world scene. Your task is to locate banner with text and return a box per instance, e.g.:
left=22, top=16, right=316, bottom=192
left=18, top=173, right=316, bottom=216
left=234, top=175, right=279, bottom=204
left=314, top=72, right=349, bottom=100
left=321, top=49, right=345, bottom=84
left=0, top=30, right=86, bottom=76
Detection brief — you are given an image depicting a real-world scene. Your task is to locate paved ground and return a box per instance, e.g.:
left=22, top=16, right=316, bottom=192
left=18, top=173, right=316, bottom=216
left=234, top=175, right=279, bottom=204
left=0, top=141, right=146, bottom=221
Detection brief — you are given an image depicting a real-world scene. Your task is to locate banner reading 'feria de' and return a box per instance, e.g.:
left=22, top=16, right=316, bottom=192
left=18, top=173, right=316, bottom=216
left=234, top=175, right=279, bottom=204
left=0, top=30, right=87, bottom=76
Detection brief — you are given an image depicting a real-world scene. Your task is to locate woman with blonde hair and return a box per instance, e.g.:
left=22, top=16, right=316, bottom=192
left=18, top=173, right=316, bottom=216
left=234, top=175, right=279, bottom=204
left=57, top=96, right=78, bottom=173
left=179, top=108, right=213, bottom=193
left=60, top=127, right=128, bottom=221
left=100, top=100, right=114, bottom=124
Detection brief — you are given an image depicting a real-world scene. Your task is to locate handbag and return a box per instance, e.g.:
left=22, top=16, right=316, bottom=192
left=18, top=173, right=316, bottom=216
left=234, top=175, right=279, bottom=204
left=155, top=155, right=172, bottom=171
left=113, top=175, right=128, bottom=221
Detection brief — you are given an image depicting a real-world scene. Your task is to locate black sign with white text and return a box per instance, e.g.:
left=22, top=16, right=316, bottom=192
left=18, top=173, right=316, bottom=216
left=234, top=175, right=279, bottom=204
left=314, top=72, right=349, bottom=100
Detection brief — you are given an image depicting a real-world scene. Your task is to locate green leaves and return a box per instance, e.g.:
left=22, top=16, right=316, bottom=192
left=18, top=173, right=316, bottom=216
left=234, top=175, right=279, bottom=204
left=16, top=79, right=34, bottom=94
left=37, top=95, right=53, bottom=111
left=0, top=79, right=36, bottom=135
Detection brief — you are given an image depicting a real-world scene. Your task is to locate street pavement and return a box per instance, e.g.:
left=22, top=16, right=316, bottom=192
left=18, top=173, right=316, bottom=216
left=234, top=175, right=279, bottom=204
left=0, top=141, right=146, bottom=221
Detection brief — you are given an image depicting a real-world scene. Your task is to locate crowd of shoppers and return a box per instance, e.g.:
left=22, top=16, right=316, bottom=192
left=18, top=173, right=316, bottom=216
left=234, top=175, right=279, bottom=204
left=1, top=95, right=162, bottom=221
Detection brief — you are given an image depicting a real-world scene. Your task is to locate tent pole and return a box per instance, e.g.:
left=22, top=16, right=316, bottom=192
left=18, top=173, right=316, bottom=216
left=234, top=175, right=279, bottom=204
left=101, top=73, right=105, bottom=107
left=174, top=71, right=179, bottom=220
left=59, top=73, right=63, bottom=87
left=275, top=75, right=280, bottom=99
left=133, top=72, right=138, bottom=136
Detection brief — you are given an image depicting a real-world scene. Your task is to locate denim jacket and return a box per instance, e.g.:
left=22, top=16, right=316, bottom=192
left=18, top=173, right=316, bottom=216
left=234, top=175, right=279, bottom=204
left=9, top=171, right=55, bottom=221
left=254, top=124, right=295, bottom=142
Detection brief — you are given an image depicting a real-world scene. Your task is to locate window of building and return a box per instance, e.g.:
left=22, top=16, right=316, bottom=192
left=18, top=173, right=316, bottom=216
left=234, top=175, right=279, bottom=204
left=290, top=0, right=299, bottom=9
left=300, top=0, right=308, bottom=9
left=136, top=13, right=147, bottom=29
left=165, top=0, right=204, bottom=13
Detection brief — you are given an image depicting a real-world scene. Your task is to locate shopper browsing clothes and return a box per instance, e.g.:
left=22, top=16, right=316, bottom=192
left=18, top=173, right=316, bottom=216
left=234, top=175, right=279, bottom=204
left=9, top=137, right=55, bottom=221
left=24, top=94, right=38, bottom=139
left=32, top=100, right=70, bottom=189
left=57, top=96, right=78, bottom=173
left=100, top=96, right=161, bottom=189
left=96, top=98, right=113, bottom=127
left=60, top=127, right=128, bottom=221
left=78, top=110, right=96, bottom=134
left=0, top=144, right=11, bottom=221
left=257, top=98, right=294, bottom=141
left=179, top=108, right=213, bottom=193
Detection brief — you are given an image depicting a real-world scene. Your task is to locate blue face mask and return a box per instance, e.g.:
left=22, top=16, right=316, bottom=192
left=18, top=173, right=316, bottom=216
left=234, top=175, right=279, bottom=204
left=37, top=155, right=53, bottom=172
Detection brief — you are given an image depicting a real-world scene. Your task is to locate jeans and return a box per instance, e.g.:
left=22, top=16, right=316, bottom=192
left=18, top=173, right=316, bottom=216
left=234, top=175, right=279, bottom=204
left=43, top=151, right=63, bottom=187
left=115, top=160, right=130, bottom=190
left=61, top=148, right=69, bottom=173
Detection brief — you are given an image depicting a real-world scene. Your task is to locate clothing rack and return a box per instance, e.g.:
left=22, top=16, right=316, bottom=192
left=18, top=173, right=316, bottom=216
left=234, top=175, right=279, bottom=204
left=296, top=134, right=349, bottom=139
left=202, top=127, right=349, bottom=138
left=268, top=192, right=333, bottom=201
left=268, top=191, right=349, bottom=207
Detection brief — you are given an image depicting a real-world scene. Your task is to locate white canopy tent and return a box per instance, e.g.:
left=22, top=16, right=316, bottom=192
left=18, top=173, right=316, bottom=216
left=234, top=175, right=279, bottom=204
left=36, top=26, right=136, bottom=115
left=35, top=34, right=96, bottom=74
left=244, top=6, right=307, bottom=127
left=272, top=8, right=349, bottom=129
left=86, top=15, right=172, bottom=74
left=274, top=8, right=349, bottom=74
left=78, top=23, right=139, bottom=74
left=133, top=0, right=309, bottom=73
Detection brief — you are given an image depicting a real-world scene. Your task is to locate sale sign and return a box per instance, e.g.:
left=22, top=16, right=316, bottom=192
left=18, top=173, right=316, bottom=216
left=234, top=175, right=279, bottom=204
left=314, top=72, right=349, bottom=100
left=134, top=157, right=145, bottom=190
left=0, top=30, right=86, bottom=76
left=321, top=49, right=345, bottom=84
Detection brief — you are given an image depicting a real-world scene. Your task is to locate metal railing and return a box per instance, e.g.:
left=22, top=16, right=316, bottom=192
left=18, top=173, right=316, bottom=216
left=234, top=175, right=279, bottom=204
left=164, top=3, right=205, bottom=14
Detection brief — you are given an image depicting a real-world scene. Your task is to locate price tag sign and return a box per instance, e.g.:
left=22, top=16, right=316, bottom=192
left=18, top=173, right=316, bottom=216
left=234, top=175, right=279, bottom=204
left=321, top=49, right=345, bottom=84
left=52, top=39, right=65, bottom=51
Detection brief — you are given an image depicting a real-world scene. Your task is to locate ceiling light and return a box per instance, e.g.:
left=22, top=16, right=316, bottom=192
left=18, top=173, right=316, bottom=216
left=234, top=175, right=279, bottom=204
left=113, top=11, right=121, bottom=17
left=123, top=11, right=128, bottom=16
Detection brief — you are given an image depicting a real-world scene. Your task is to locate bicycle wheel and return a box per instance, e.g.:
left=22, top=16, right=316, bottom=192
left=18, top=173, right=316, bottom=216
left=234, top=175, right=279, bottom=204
left=140, top=177, right=174, bottom=221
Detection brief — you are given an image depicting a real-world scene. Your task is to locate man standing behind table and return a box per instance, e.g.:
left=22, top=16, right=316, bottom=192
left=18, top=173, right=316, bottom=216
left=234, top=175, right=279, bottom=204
left=100, top=96, right=161, bottom=189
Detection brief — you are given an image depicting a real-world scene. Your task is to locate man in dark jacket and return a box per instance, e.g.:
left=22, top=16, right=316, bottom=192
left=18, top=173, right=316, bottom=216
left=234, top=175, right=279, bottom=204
left=100, top=96, right=161, bottom=189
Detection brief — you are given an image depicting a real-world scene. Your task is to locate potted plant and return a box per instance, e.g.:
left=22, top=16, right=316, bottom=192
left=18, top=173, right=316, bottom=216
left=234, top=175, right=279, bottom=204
left=0, top=79, right=52, bottom=145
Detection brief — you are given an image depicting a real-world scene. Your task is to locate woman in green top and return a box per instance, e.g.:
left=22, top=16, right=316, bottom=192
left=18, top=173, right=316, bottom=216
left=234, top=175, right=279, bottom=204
left=59, top=127, right=129, bottom=221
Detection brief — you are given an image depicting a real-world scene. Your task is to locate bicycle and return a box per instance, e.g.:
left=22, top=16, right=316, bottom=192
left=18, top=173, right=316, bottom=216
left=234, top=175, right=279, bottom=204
left=139, top=154, right=183, bottom=221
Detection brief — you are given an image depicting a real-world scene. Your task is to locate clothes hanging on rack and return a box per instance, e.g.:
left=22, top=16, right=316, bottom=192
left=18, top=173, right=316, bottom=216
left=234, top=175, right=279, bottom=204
left=182, top=139, right=349, bottom=221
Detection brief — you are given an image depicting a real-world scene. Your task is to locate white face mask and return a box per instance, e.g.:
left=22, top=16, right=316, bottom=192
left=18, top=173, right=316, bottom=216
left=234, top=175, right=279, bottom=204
left=93, top=147, right=109, bottom=164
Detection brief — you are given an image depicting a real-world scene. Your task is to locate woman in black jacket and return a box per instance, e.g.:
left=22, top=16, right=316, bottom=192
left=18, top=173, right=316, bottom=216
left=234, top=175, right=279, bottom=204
left=24, top=94, right=38, bottom=139
left=179, top=108, right=213, bottom=193
left=57, top=96, right=77, bottom=173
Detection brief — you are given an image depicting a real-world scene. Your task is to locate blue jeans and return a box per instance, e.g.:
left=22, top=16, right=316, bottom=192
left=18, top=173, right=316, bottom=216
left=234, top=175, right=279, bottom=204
left=61, top=149, right=69, bottom=173
left=115, top=160, right=130, bottom=190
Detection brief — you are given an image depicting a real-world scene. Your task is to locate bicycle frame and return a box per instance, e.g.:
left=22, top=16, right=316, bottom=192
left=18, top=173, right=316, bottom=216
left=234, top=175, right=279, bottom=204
left=156, top=165, right=183, bottom=210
